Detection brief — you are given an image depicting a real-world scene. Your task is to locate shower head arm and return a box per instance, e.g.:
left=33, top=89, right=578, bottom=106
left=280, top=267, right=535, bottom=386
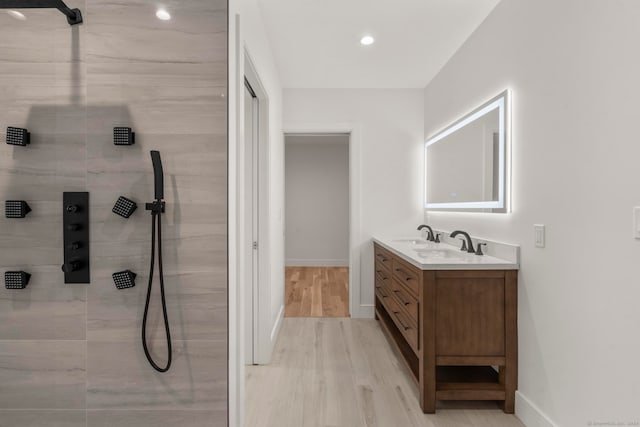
left=0, top=0, right=82, bottom=25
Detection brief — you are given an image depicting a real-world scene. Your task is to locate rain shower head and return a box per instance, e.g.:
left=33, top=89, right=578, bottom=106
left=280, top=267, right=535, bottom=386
left=0, top=0, right=83, bottom=25
left=6, top=127, right=30, bottom=146
left=150, top=151, right=164, bottom=201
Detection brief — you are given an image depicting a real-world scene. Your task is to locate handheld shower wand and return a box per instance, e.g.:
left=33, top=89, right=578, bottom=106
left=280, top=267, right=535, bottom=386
left=142, top=150, right=172, bottom=372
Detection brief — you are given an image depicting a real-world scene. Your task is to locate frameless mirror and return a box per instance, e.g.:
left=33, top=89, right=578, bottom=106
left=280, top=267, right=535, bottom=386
left=424, top=90, right=510, bottom=212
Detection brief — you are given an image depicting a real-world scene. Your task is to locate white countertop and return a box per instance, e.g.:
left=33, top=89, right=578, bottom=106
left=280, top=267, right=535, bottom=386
left=373, top=236, right=519, bottom=270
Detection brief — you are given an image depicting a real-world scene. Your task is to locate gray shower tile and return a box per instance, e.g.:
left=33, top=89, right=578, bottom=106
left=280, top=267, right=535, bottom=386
left=0, top=0, right=86, bottom=63
left=87, top=410, right=225, bottom=427
left=0, top=132, right=87, bottom=200
left=85, top=0, right=226, bottom=64
left=0, top=63, right=86, bottom=129
left=0, top=274, right=86, bottom=340
left=0, top=410, right=86, bottom=427
left=87, top=62, right=226, bottom=88
left=0, top=341, right=86, bottom=409
left=86, top=268, right=226, bottom=341
left=85, top=80, right=226, bottom=135
left=85, top=133, right=227, bottom=178
left=87, top=340, right=226, bottom=410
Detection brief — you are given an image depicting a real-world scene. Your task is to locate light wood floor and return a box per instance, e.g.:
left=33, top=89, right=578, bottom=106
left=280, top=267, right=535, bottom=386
left=246, top=318, right=525, bottom=427
left=285, top=267, right=349, bottom=317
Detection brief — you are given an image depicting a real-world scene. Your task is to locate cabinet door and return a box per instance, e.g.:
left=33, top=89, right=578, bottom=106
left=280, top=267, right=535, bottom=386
left=435, top=272, right=505, bottom=356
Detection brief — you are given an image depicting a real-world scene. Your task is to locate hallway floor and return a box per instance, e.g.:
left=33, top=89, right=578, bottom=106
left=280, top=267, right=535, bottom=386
left=245, top=318, right=525, bottom=427
left=285, top=267, right=349, bottom=317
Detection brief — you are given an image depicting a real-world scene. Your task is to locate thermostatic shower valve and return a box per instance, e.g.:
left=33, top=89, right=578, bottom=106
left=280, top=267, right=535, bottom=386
left=62, top=192, right=90, bottom=284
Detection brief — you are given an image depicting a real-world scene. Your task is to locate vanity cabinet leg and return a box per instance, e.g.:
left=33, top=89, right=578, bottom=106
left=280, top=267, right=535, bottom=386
left=499, top=365, right=515, bottom=413
left=502, top=270, right=518, bottom=414
left=420, top=271, right=437, bottom=413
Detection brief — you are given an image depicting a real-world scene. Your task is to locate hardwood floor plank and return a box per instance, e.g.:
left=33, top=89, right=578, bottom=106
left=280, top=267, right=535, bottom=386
left=246, top=318, right=525, bottom=427
left=285, top=267, right=350, bottom=317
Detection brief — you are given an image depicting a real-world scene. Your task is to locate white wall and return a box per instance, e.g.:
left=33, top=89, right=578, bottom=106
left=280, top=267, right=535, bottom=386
left=229, top=0, right=285, bottom=424
left=423, top=1, right=640, bottom=426
left=285, top=135, right=350, bottom=266
left=284, top=89, right=424, bottom=316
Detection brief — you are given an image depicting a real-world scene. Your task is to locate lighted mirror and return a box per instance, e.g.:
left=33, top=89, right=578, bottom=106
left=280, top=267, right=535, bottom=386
left=424, top=90, right=511, bottom=212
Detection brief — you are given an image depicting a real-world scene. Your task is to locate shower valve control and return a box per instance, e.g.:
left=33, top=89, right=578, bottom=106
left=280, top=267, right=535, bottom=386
left=62, top=192, right=90, bottom=284
left=61, top=260, right=82, bottom=273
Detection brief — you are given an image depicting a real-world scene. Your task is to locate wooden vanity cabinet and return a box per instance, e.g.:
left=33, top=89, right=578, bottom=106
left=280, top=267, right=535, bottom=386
left=373, top=242, right=518, bottom=414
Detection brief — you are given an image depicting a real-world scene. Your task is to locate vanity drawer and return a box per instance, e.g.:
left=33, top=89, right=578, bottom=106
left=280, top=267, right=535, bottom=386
left=375, top=278, right=391, bottom=303
left=385, top=293, right=419, bottom=354
left=390, top=278, right=419, bottom=323
left=375, top=265, right=392, bottom=287
left=374, top=244, right=393, bottom=272
left=392, top=257, right=421, bottom=297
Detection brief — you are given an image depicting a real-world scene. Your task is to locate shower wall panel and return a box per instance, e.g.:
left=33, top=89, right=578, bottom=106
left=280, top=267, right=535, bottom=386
left=0, top=1, right=228, bottom=425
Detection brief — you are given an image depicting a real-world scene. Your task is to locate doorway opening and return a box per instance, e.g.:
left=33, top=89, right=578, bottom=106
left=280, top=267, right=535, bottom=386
left=284, top=133, right=350, bottom=318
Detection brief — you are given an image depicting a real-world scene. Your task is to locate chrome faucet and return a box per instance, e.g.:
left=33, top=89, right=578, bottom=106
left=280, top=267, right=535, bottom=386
left=417, top=224, right=435, bottom=242
left=450, top=230, right=475, bottom=253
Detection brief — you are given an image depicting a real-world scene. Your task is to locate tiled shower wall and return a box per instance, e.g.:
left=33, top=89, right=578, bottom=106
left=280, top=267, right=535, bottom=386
left=0, top=1, right=227, bottom=426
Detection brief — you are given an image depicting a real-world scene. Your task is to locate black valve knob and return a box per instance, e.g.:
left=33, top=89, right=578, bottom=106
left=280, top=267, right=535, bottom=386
left=67, top=223, right=81, bottom=231
left=61, top=260, right=82, bottom=273
left=68, top=241, right=82, bottom=250
left=66, top=204, right=79, bottom=213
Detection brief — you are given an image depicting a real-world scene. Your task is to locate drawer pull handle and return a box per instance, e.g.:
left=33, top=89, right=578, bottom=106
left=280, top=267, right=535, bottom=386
left=395, top=268, right=413, bottom=282
left=393, top=290, right=411, bottom=306
left=392, top=311, right=411, bottom=331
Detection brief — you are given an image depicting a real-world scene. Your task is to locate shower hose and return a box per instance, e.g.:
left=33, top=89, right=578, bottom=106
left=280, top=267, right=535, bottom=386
left=141, top=203, right=172, bottom=372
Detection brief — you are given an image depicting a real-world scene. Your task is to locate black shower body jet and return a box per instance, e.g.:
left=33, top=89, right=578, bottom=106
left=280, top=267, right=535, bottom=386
left=142, top=150, right=172, bottom=373
left=5, top=127, right=30, bottom=146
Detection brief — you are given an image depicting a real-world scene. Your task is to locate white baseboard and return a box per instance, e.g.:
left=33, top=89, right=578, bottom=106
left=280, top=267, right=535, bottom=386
left=270, top=304, right=285, bottom=343
left=515, top=391, right=557, bottom=427
left=285, top=259, right=349, bottom=267
left=351, top=303, right=375, bottom=319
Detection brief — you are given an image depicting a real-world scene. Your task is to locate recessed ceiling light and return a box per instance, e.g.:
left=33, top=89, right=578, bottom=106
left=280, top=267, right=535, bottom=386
left=156, top=9, right=171, bottom=21
left=360, top=35, right=375, bottom=46
left=7, top=10, right=27, bottom=21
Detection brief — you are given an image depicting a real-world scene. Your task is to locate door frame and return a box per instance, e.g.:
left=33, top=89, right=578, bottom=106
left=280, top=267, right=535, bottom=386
left=242, top=51, right=272, bottom=365
left=282, top=123, right=367, bottom=318
left=243, top=78, right=259, bottom=364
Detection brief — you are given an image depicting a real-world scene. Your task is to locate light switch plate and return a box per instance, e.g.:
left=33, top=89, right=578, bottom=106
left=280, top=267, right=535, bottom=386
left=534, top=224, right=545, bottom=248
left=634, top=207, right=640, bottom=239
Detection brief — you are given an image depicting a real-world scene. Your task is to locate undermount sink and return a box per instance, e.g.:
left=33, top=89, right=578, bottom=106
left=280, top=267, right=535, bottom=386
left=413, top=248, right=462, bottom=259
left=391, top=238, right=430, bottom=245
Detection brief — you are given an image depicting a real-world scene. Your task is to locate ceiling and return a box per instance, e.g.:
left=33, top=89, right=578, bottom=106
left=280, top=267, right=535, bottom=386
left=257, top=0, right=501, bottom=88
